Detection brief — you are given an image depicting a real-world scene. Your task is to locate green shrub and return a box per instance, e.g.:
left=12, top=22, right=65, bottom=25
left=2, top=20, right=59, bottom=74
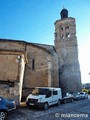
left=88, top=89, right=90, bottom=94
left=82, top=88, right=88, bottom=93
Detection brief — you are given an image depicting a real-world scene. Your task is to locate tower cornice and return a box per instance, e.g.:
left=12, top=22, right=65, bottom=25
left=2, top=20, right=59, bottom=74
left=54, top=17, right=75, bottom=25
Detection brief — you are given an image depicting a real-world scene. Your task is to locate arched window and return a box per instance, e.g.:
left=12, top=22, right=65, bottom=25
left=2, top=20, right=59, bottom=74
left=60, top=26, right=64, bottom=38
left=61, top=34, right=64, bottom=38
left=66, top=32, right=70, bottom=38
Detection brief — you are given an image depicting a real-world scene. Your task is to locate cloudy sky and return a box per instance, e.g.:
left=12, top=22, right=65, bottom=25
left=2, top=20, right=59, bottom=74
left=0, top=0, right=90, bottom=83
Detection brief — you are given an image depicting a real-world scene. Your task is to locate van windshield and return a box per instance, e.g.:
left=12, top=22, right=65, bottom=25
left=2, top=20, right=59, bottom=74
left=32, top=88, right=49, bottom=95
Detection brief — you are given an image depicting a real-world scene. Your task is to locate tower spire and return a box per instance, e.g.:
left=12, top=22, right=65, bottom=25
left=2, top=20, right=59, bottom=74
left=60, top=8, right=68, bottom=19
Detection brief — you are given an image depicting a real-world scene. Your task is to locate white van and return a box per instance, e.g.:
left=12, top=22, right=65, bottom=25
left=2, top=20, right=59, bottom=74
left=26, top=87, right=62, bottom=110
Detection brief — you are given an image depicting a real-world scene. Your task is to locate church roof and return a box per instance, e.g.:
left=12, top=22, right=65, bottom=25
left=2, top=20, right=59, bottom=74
left=0, top=38, right=57, bottom=56
left=32, top=43, right=57, bottom=55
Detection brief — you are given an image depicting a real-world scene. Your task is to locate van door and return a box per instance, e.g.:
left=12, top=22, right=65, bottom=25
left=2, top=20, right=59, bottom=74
left=45, top=90, right=53, bottom=105
left=52, top=90, right=58, bottom=104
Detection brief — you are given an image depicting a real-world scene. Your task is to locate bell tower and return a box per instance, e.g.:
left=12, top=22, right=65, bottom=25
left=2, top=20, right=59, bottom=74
left=54, top=8, right=81, bottom=94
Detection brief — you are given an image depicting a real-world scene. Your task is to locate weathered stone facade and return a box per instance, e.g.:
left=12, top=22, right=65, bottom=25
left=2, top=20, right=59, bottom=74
left=23, top=43, right=59, bottom=88
left=0, top=8, right=81, bottom=104
left=54, top=9, right=81, bottom=94
left=0, top=40, right=59, bottom=104
left=0, top=40, right=27, bottom=104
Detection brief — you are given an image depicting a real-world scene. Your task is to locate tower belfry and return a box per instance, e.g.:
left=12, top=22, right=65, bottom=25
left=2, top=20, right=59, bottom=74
left=60, top=8, right=68, bottom=19
left=54, top=8, right=81, bottom=94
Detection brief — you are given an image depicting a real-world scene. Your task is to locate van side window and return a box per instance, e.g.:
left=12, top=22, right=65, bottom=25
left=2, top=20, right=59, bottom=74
left=53, top=91, right=58, bottom=95
left=46, top=90, right=51, bottom=98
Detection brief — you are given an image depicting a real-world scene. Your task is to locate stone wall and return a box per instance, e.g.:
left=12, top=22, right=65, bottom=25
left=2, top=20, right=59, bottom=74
left=0, top=40, right=59, bottom=102
left=0, top=40, right=25, bottom=51
left=0, top=52, right=26, bottom=105
left=0, top=40, right=26, bottom=105
left=23, top=44, right=59, bottom=88
left=0, top=54, right=18, bottom=81
left=0, top=83, right=20, bottom=105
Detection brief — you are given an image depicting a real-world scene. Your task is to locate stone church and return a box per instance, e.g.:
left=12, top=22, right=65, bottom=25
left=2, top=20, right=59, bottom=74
left=0, top=8, right=81, bottom=105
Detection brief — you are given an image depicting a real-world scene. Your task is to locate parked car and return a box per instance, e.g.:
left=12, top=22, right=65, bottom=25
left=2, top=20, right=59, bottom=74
left=73, top=92, right=88, bottom=100
left=62, top=93, right=73, bottom=103
left=79, top=92, right=88, bottom=99
left=0, top=97, right=16, bottom=120
left=73, top=92, right=82, bottom=100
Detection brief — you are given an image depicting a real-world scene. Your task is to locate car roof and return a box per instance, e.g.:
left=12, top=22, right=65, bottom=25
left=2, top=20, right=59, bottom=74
left=35, top=87, right=61, bottom=91
left=80, top=92, right=87, bottom=94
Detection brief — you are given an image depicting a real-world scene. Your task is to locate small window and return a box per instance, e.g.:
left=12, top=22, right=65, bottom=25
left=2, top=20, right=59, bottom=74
left=32, top=59, right=35, bottom=70
left=53, top=91, right=58, bottom=95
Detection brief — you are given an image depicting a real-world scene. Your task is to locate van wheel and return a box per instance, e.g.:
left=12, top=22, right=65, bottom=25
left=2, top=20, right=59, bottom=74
left=43, top=102, right=49, bottom=110
left=57, top=100, right=60, bottom=106
left=0, top=111, right=7, bottom=120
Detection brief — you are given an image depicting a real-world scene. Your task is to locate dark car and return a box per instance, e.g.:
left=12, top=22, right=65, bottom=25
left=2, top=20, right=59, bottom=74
left=61, top=93, right=73, bottom=103
left=0, top=97, right=16, bottom=120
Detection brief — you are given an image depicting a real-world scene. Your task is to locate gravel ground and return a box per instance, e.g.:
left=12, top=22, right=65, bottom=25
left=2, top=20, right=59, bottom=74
left=8, top=98, right=90, bottom=120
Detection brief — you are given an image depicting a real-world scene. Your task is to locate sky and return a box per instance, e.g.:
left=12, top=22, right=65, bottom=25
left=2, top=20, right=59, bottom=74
left=0, top=0, right=90, bottom=84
